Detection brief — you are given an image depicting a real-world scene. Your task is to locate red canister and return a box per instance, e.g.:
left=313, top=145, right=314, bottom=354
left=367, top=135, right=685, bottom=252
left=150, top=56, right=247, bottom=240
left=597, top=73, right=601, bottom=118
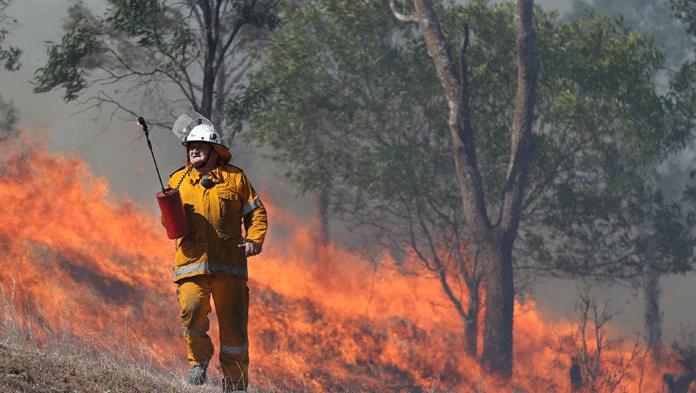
left=156, top=188, right=189, bottom=239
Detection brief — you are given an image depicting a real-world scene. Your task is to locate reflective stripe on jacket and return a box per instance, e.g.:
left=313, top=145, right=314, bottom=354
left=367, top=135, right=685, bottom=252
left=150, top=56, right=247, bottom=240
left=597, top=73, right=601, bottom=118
left=167, top=164, right=268, bottom=282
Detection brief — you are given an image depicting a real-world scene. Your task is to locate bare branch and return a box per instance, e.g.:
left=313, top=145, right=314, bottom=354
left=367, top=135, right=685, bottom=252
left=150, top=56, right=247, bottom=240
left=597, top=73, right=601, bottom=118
left=576, top=287, right=644, bottom=393
left=389, top=0, right=419, bottom=23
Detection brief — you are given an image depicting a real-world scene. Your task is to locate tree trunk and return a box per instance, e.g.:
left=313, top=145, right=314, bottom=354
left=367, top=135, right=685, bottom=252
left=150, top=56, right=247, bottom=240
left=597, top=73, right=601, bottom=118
left=481, top=236, right=515, bottom=378
left=465, top=280, right=480, bottom=357
left=479, top=0, right=537, bottom=378
left=315, top=185, right=330, bottom=246
left=391, top=0, right=537, bottom=379
left=212, top=53, right=226, bottom=131
left=199, top=0, right=218, bottom=119
left=645, top=256, right=663, bottom=361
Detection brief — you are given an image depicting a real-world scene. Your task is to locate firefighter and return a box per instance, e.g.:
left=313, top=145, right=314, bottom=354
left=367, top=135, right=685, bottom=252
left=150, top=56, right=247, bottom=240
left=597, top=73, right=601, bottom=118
left=166, top=123, right=267, bottom=392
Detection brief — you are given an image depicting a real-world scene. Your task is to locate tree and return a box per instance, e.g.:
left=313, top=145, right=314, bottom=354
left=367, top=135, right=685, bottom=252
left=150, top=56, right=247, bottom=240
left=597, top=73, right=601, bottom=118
left=388, top=0, right=537, bottom=378
left=567, top=0, right=696, bottom=361
left=635, top=195, right=695, bottom=359
left=246, top=0, right=689, bottom=379
left=244, top=0, right=485, bottom=356
left=33, top=0, right=279, bottom=138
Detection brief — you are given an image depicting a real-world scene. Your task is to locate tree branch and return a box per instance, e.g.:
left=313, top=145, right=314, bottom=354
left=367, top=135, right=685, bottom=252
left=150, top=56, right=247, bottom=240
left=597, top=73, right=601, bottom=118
left=389, top=0, right=419, bottom=23
left=498, top=0, right=538, bottom=235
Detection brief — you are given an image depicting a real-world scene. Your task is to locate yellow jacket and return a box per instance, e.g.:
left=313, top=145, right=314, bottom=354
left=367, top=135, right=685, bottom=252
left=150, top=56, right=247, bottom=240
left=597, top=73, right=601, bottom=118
left=167, top=164, right=268, bottom=282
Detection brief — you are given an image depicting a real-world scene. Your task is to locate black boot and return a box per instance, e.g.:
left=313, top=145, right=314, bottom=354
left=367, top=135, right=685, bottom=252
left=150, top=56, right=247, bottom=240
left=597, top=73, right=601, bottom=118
left=185, top=362, right=208, bottom=385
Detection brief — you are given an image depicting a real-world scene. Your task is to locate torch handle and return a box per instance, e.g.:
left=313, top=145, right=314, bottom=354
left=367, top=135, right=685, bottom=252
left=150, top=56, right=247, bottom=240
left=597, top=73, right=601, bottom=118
left=138, top=117, right=166, bottom=192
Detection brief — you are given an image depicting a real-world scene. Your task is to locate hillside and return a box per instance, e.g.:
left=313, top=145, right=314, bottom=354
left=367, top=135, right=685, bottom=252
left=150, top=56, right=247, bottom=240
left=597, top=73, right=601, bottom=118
left=0, top=139, right=687, bottom=392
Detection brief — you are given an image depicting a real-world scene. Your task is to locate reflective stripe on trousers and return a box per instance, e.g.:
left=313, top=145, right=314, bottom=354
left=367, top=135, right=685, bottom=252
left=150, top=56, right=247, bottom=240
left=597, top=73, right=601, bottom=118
left=174, top=262, right=248, bottom=281
left=182, top=320, right=210, bottom=337
left=221, top=344, right=249, bottom=355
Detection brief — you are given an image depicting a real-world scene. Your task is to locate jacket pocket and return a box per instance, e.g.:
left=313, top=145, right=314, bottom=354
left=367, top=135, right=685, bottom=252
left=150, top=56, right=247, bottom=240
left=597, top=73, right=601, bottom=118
left=217, top=190, right=241, bottom=218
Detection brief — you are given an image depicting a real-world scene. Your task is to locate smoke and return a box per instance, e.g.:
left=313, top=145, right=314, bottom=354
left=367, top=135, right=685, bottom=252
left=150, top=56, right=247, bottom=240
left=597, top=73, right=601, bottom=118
left=658, top=141, right=696, bottom=176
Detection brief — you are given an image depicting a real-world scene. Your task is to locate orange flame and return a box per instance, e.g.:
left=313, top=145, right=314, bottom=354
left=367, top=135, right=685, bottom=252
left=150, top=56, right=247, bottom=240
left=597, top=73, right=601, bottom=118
left=0, top=130, right=679, bottom=392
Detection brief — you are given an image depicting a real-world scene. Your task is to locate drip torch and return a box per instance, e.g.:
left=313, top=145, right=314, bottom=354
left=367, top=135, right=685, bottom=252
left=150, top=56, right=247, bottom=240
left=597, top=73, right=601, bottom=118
left=138, top=117, right=190, bottom=239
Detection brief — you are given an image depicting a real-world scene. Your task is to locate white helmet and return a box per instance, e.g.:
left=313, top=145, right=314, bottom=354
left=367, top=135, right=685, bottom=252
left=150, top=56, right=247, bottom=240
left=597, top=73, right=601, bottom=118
left=183, top=124, right=231, bottom=163
left=185, top=124, right=224, bottom=146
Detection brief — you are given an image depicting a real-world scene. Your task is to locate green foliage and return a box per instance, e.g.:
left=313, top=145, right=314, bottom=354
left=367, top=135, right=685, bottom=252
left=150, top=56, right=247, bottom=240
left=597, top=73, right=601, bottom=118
left=247, top=0, right=443, bottom=198
left=0, top=0, right=20, bottom=71
left=664, top=47, right=696, bottom=154
left=671, top=0, right=696, bottom=37
left=651, top=197, right=695, bottom=274
left=33, top=0, right=189, bottom=102
left=570, top=0, right=692, bottom=66
left=245, top=0, right=459, bottom=267
left=33, top=24, right=98, bottom=101
left=0, top=0, right=20, bottom=143
left=33, top=0, right=279, bottom=136
left=247, top=0, right=693, bottom=283
left=106, top=0, right=165, bottom=46
left=229, top=0, right=280, bottom=30
left=0, top=39, right=19, bottom=71
left=223, top=84, right=268, bottom=137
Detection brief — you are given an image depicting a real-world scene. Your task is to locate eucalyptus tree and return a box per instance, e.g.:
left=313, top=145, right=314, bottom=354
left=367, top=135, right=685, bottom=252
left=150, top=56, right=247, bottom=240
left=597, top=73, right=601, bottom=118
left=389, top=0, right=538, bottom=377
left=33, top=0, right=279, bottom=137
left=242, top=0, right=485, bottom=355
left=244, top=0, right=692, bottom=378
left=566, top=0, right=696, bottom=360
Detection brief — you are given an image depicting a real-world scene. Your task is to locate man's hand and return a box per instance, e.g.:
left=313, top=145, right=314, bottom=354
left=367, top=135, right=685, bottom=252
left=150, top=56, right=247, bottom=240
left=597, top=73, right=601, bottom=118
left=239, top=241, right=261, bottom=257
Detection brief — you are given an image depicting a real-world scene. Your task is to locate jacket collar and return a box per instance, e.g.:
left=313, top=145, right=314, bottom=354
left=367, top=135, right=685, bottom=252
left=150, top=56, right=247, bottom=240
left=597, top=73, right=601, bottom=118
left=188, top=166, right=223, bottom=185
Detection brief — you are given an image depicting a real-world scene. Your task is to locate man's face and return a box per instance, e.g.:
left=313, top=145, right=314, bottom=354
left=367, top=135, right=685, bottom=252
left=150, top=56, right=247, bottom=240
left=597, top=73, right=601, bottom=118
left=187, top=142, right=213, bottom=168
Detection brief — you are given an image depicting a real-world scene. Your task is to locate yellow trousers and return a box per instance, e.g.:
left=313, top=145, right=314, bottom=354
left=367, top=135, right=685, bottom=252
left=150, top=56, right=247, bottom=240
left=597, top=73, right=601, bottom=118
left=176, top=274, right=249, bottom=389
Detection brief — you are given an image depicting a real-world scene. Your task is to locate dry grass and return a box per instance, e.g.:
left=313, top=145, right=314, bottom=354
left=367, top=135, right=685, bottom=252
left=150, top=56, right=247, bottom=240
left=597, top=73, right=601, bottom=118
left=0, top=284, right=236, bottom=393
left=0, top=341, right=195, bottom=393
left=0, top=333, right=297, bottom=393
left=0, top=310, right=333, bottom=393
left=0, top=339, right=383, bottom=393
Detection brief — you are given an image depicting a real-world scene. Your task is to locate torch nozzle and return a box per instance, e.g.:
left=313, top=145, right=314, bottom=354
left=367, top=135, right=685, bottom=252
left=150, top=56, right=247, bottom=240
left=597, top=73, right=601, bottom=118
left=136, top=115, right=165, bottom=192
left=137, top=117, right=148, bottom=135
